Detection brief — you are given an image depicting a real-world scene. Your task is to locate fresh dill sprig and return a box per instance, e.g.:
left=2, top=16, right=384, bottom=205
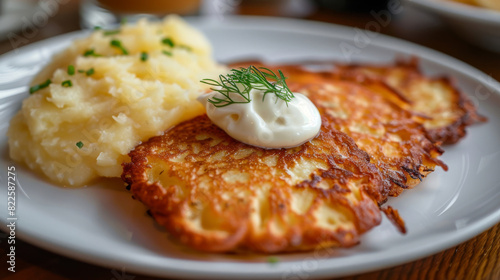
left=200, top=66, right=294, bottom=108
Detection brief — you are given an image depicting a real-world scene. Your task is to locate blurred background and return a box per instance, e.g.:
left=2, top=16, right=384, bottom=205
left=0, top=0, right=499, bottom=83
left=0, top=0, right=499, bottom=279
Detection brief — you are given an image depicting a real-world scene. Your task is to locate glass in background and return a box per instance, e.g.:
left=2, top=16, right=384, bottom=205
left=80, top=0, right=201, bottom=29
left=235, top=0, right=316, bottom=18
left=315, top=0, right=389, bottom=12
left=0, top=0, right=41, bottom=40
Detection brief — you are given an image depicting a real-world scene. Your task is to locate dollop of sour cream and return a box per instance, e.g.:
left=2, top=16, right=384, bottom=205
left=197, top=87, right=321, bottom=149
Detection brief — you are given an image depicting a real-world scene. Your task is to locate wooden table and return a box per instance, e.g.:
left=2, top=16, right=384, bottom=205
left=1, top=1, right=499, bottom=279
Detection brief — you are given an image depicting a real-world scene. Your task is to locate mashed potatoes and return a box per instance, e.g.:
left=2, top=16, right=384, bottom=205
left=8, top=16, right=225, bottom=187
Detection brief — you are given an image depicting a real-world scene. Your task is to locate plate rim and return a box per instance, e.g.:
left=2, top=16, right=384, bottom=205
left=408, top=0, right=500, bottom=24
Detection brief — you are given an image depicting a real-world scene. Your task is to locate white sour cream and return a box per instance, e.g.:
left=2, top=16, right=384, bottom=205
left=197, top=88, right=321, bottom=149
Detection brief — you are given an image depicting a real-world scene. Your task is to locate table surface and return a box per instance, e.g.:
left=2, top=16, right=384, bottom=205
left=0, top=1, right=499, bottom=279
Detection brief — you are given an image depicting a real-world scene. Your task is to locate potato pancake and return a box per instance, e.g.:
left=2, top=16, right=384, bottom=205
left=234, top=59, right=485, bottom=144
left=234, top=63, right=448, bottom=196
left=334, top=59, right=486, bottom=144
left=268, top=65, right=446, bottom=197
left=123, top=61, right=484, bottom=253
left=123, top=114, right=388, bottom=253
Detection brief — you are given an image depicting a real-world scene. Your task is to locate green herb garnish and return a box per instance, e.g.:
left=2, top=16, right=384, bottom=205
left=110, top=39, right=128, bottom=55
left=200, top=66, right=294, bottom=108
left=267, top=256, right=279, bottom=265
left=178, top=45, right=192, bottom=51
left=76, top=141, right=84, bottom=149
left=120, top=17, right=127, bottom=25
left=86, top=68, right=95, bottom=76
left=140, top=52, right=148, bottom=62
left=103, top=29, right=120, bottom=36
left=29, top=79, right=51, bottom=94
left=78, top=68, right=95, bottom=76
left=83, top=49, right=101, bottom=57
left=67, top=65, right=75, bottom=75
left=62, top=80, right=72, bottom=87
left=161, top=37, right=174, bottom=47
left=162, top=50, right=172, bottom=56
left=93, top=26, right=102, bottom=30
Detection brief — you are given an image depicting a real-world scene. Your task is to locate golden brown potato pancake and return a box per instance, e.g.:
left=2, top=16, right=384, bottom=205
left=123, top=113, right=390, bottom=253
left=233, top=59, right=485, bottom=144
left=234, top=63, right=447, bottom=196
left=270, top=65, right=447, bottom=197
left=334, top=59, right=487, bottom=144
left=122, top=61, right=483, bottom=253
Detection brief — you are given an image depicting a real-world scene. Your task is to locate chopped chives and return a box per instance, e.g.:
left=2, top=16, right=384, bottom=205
left=267, top=256, right=279, bottom=265
left=67, top=65, right=75, bottom=75
left=93, top=26, right=102, bottom=30
left=161, top=37, right=174, bottom=47
left=178, top=45, right=192, bottom=51
left=76, top=141, right=84, bottom=149
left=29, top=79, right=51, bottom=94
left=162, top=50, right=172, bottom=56
left=140, top=52, right=148, bottom=62
left=83, top=49, right=101, bottom=57
left=110, top=39, right=128, bottom=55
left=103, top=29, right=120, bottom=36
left=61, top=80, right=72, bottom=87
left=78, top=68, right=95, bottom=76
left=85, top=68, right=94, bottom=76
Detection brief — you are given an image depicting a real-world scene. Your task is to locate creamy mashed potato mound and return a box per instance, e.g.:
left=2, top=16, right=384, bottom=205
left=8, top=16, right=225, bottom=187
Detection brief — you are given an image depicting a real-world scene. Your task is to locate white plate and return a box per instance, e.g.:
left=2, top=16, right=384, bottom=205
left=1, top=16, right=500, bottom=279
left=408, top=0, right=500, bottom=53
